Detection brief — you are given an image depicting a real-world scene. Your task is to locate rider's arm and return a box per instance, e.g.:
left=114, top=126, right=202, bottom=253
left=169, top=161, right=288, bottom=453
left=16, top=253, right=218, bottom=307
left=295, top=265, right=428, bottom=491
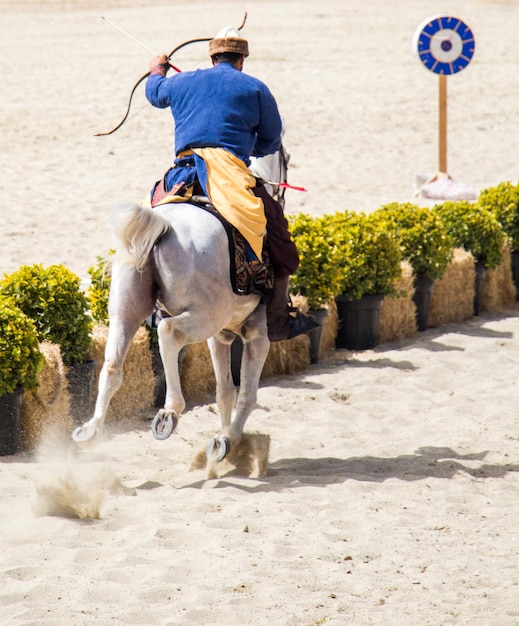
left=146, top=54, right=171, bottom=108
left=253, top=86, right=283, bottom=157
left=149, top=54, right=169, bottom=76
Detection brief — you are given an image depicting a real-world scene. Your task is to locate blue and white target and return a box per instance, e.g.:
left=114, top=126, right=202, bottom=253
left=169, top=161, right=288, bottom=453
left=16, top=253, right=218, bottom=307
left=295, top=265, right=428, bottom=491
left=413, top=15, right=475, bottom=75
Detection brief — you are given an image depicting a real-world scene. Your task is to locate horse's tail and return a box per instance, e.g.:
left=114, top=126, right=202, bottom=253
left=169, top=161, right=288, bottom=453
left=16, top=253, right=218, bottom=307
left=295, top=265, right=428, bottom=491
left=109, top=203, right=172, bottom=271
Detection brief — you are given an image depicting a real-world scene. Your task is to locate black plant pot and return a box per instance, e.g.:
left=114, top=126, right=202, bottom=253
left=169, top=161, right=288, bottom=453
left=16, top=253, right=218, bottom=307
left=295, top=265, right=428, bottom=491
left=473, top=262, right=487, bottom=316
left=0, top=387, right=23, bottom=455
left=308, top=309, right=328, bottom=364
left=412, top=276, right=435, bottom=332
left=66, top=360, right=96, bottom=424
left=511, top=251, right=519, bottom=300
left=335, top=294, right=384, bottom=350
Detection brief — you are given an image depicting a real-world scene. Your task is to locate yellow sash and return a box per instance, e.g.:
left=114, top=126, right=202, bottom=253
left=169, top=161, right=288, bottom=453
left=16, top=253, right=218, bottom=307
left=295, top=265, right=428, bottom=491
left=192, top=147, right=266, bottom=260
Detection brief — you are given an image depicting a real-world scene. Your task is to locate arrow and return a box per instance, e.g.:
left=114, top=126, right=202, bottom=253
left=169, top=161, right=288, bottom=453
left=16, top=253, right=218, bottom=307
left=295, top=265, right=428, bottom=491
left=266, top=182, right=307, bottom=192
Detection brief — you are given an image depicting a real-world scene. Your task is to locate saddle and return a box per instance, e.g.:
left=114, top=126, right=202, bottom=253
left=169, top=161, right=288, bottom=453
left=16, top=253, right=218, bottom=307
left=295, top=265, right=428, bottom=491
left=150, top=176, right=274, bottom=298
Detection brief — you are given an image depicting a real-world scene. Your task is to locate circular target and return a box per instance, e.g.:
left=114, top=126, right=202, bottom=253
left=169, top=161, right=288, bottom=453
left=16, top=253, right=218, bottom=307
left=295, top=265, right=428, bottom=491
left=413, top=15, right=475, bottom=75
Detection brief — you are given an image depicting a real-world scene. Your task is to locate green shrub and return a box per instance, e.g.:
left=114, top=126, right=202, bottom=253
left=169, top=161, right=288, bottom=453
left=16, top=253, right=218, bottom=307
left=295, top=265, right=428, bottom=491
left=288, top=213, right=343, bottom=310
left=373, top=202, right=453, bottom=279
left=478, top=181, right=519, bottom=252
left=87, top=251, right=114, bottom=325
left=0, top=297, right=44, bottom=396
left=0, top=264, right=93, bottom=366
left=434, top=200, right=505, bottom=270
left=321, top=211, right=402, bottom=300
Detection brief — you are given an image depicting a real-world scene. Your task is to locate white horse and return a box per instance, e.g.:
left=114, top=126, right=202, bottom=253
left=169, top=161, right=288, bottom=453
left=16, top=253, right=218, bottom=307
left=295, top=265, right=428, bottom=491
left=72, top=199, right=271, bottom=462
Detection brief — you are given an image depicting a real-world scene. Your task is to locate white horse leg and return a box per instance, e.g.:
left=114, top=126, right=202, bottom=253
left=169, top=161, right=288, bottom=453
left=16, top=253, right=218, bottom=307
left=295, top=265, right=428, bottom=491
left=207, top=330, right=238, bottom=429
left=230, top=331, right=270, bottom=440
left=73, top=263, right=154, bottom=443
left=156, top=314, right=188, bottom=417
left=206, top=308, right=270, bottom=461
left=149, top=312, right=193, bottom=439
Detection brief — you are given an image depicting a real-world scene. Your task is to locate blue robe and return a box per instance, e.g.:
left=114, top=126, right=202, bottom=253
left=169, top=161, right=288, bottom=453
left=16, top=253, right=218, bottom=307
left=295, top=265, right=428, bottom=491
left=145, top=62, right=282, bottom=165
left=145, top=62, right=283, bottom=261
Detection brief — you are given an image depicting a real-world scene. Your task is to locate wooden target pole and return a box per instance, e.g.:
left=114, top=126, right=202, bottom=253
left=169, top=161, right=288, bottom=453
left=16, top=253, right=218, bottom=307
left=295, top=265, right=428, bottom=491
left=413, top=15, right=475, bottom=185
left=438, top=74, right=448, bottom=174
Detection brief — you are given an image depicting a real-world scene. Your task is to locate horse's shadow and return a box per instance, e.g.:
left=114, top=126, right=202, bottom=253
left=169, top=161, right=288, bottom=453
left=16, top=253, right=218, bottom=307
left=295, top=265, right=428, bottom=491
left=180, top=445, right=519, bottom=491
left=269, top=445, right=518, bottom=482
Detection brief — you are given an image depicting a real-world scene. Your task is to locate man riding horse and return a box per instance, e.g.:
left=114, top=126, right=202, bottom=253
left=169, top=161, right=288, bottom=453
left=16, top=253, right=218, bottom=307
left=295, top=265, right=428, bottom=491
left=145, top=25, right=317, bottom=342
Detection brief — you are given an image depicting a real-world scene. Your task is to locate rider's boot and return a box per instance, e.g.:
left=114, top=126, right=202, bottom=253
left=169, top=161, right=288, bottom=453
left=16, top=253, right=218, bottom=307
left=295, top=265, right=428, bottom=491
left=266, top=275, right=321, bottom=342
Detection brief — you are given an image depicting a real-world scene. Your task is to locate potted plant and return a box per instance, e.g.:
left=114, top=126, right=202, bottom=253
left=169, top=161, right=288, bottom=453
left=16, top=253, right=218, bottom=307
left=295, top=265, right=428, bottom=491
left=320, top=210, right=402, bottom=349
left=323, top=211, right=402, bottom=300
left=372, top=202, right=453, bottom=331
left=0, top=264, right=94, bottom=422
left=288, top=212, right=344, bottom=362
left=288, top=212, right=343, bottom=311
left=0, top=296, right=44, bottom=454
left=478, top=181, right=519, bottom=298
left=87, top=251, right=114, bottom=326
left=434, top=199, right=506, bottom=315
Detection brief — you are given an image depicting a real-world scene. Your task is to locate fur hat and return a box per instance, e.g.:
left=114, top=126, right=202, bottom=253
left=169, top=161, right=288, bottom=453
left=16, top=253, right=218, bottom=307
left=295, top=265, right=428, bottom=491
left=209, top=25, right=249, bottom=58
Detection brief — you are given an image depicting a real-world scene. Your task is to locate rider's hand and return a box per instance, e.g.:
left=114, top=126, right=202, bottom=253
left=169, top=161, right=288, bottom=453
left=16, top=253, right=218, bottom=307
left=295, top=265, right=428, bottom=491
left=149, top=54, right=169, bottom=76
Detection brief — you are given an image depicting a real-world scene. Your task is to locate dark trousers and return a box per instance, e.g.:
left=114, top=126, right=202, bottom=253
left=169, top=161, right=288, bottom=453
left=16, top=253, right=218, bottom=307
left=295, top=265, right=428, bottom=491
left=253, top=184, right=300, bottom=279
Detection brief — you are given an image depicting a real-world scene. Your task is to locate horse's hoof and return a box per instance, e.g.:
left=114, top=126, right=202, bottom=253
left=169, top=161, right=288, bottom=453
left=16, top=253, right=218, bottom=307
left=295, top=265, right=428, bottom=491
left=72, top=423, right=97, bottom=443
left=206, top=435, right=231, bottom=462
left=151, top=410, right=177, bottom=440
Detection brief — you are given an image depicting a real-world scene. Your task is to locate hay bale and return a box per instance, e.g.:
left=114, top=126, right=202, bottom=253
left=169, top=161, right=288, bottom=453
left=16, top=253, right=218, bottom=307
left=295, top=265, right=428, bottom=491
left=379, top=262, right=417, bottom=343
left=319, top=300, right=339, bottom=356
left=181, top=341, right=216, bottom=403
left=290, top=294, right=338, bottom=358
left=21, top=342, right=72, bottom=452
left=429, top=248, right=475, bottom=327
left=481, top=247, right=516, bottom=312
left=291, top=293, right=308, bottom=314
left=89, top=324, right=154, bottom=421
left=262, top=334, right=310, bottom=378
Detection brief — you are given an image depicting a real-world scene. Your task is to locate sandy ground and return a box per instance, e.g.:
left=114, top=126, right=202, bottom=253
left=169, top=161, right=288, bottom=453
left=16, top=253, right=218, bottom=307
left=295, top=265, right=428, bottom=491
left=2, top=0, right=519, bottom=277
left=2, top=0, right=519, bottom=624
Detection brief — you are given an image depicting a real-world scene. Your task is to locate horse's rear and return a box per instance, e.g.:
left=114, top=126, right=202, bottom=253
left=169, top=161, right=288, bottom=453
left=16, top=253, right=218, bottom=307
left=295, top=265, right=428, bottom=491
left=73, top=202, right=270, bottom=463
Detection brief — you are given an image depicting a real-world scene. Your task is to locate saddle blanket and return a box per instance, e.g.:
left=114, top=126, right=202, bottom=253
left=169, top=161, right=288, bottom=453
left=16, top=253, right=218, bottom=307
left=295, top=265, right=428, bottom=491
left=197, top=200, right=274, bottom=297
left=146, top=183, right=273, bottom=297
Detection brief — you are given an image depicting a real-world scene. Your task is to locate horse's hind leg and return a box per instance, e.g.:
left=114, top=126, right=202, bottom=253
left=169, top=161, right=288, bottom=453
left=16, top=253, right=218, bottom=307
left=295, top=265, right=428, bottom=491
left=73, top=263, right=155, bottom=443
left=150, top=313, right=190, bottom=439
left=206, top=311, right=270, bottom=461
left=207, top=330, right=237, bottom=429
left=230, top=330, right=270, bottom=439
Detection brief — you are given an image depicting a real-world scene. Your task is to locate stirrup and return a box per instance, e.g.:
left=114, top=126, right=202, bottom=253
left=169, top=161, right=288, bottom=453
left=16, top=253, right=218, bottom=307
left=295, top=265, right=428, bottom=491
left=288, top=312, right=321, bottom=339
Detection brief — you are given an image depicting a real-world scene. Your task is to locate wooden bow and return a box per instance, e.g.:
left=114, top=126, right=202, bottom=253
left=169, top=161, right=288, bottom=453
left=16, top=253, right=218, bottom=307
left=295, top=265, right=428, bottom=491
left=95, top=13, right=248, bottom=137
left=94, top=37, right=211, bottom=136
